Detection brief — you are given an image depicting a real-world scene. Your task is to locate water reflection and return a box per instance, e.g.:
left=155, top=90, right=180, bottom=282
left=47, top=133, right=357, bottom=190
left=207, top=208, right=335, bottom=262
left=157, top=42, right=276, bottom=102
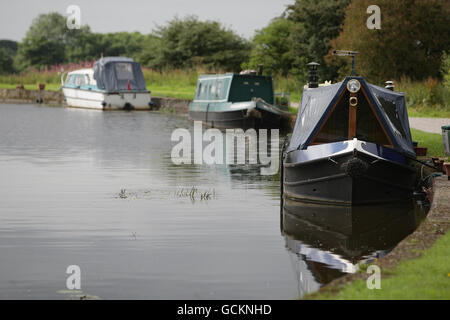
left=0, top=104, right=290, bottom=299
left=281, top=197, right=429, bottom=298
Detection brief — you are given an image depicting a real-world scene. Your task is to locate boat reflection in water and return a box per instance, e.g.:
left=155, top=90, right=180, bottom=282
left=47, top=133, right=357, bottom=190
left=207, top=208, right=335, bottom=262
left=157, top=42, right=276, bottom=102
left=280, top=197, right=428, bottom=298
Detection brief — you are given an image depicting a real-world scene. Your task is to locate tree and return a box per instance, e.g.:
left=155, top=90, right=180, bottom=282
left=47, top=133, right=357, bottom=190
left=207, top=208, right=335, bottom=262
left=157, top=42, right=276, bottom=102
left=0, top=47, right=14, bottom=74
left=327, top=0, right=450, bottom=82
left=16, top=12, right=102, bottom=70
left=94, top=32, right=146, bottom=60
left=150, top=16, right=250, bottom=71
left=0, top=40, right=18, bottom=56
left=135, top=34, right=162, bottom=67
left=65, top=26, right=101, bottom=62
left=17, top=12, right=68, bottom=69
left=441, top=51, right=450, bottom=89
left=244, top=17, right=295, bottom=76
left=287, top=0, right=351, bottom=81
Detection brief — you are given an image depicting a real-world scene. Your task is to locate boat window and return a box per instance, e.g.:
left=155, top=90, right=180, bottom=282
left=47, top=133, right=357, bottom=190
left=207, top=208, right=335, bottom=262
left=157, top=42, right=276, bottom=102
left=196, top=83, right=202, bottom=98
left=375, top=95, right=407, bottom=139
left=313, top=90, right=349, bottom=144
left=65, top=75, right=74, bottom=86
left=210, top=83, right=216, bottom=97
left=216, top=80, right=223, bottom=99
left=204, top=84, right=210, bottom=99
left=74, top=75, right=85, bottom=86
left=356, top=91, right=391, bottom=145
left=115, top=63, right=134, bottom=80
left=311, top=88, right=392, bottom=146
left=200, top=82, right=208, bottom=98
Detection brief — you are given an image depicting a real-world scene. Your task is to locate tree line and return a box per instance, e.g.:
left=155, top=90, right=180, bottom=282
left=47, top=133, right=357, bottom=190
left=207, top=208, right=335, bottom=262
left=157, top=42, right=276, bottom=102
left=0, top=0, right=449, bottom=84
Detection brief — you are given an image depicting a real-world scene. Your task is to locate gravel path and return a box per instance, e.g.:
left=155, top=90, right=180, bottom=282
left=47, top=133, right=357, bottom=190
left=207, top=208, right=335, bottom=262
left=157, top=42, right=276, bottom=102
left=408, top=117, right=449, bottom=134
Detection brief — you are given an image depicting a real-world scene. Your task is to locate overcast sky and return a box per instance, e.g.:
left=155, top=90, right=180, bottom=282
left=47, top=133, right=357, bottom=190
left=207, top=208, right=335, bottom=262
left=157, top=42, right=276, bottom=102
left=0, top=0, right=293, bottom=41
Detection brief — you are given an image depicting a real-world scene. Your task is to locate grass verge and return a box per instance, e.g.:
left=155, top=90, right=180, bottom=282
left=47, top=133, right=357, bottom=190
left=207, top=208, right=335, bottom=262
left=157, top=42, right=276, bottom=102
left=0, top=83, right=61, bottom=91
left=411, top=128, right=445, bottom=157
left=307, top=230, right=450, bottom=299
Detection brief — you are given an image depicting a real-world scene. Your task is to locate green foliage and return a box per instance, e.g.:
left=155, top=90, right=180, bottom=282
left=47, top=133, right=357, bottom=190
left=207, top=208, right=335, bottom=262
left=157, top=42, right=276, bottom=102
left=328, top=0, right=450, bottom=82
left=275, top=95, right=290, bottom=108
left=0, top=40, right=18, bottom=56
left=19, top=35, right=66, bottom=69
left=411, top=129, right=445, bottom=157
left=16, top=12, right=68, bottom=69
left=95, top=32, right=147, bottom=61
left=244, top=18, right=295, bottom=76
left=13, top=12, right=150, bottom=70
left=287, top=0, right=351, bottom=81
left=135, top=34, right=162, bottom=67
left=396, top=77, right=450, bottom=116
left=149, top=16, right=250, bottom=71
left=441, top=51, right=450, bottom=89
left=0, top=48, right=14, bottom=74
left=65, top=26, right=102, bottom=62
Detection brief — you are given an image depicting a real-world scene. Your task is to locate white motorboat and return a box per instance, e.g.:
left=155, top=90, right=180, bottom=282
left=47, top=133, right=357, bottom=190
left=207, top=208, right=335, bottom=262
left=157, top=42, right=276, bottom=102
left=61, top=57, right=153, bottom=110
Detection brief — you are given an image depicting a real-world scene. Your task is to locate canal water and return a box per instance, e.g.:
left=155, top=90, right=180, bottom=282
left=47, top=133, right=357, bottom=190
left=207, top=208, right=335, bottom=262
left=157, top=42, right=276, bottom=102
left=0, top=103, right=428, bottom=299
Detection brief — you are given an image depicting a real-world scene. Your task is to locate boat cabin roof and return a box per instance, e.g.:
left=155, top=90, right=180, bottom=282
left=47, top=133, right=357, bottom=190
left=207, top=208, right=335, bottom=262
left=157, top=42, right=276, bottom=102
left=67, top=68, right=93, bottom=76
left=287, top=76, right=415, bottom=157
left=92, top=57, right=147, bottom=91
left=193, top=73, right=274, bottom=104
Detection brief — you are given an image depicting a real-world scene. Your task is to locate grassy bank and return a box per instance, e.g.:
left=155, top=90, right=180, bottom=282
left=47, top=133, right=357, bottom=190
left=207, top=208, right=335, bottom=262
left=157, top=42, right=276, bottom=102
left=0, top=69, right=449, bottom=117
left=308, top=230, right=450, bottom=299
left=411, top=128, right=445, bottom=157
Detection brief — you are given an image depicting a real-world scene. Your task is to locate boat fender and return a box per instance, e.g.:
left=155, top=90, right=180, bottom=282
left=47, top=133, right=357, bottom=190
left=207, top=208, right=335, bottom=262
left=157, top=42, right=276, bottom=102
left=341, top=158, right=369, bottom=178
left=246, top=108, right=261, bottom=119
left=123, top=103, right=135, bottom=111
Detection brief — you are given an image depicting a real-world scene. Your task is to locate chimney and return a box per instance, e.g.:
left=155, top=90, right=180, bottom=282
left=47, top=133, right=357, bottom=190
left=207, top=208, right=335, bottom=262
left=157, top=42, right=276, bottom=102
left=307, top=62, right=320, bottom=88
left=257, top=64, right=263, bottom=76
left=385, top=81, right=394, bottom=91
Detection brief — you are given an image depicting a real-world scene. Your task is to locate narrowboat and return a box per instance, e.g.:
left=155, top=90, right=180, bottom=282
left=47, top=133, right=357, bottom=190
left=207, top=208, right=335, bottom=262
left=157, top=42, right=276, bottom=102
left=189, top=71, right=284, bottom=129
left=281, top=58, right=417, bottom=205
left=61, top=57, right=153, bottom=110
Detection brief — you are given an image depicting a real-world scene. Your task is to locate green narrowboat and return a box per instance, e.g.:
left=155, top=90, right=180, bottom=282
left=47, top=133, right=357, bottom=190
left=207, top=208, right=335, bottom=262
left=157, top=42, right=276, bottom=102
left=189, top=72, right=283, bottom=129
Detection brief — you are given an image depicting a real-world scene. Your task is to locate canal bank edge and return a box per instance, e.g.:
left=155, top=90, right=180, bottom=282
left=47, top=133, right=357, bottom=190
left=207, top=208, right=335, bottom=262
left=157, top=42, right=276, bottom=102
left=0, top=88, right=190, bottom=113
left=304, top=176, right=450, bottom=299
left=0, top=88, right=297, bottom=130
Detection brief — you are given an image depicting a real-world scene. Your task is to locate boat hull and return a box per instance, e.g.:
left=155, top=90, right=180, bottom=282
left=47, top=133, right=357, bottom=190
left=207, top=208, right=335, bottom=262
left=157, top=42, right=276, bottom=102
left=282, top=139, right=417, bottom=205
left=62, top=87, right=152, bottom=110
left=189, top=106, right=281, bottom=130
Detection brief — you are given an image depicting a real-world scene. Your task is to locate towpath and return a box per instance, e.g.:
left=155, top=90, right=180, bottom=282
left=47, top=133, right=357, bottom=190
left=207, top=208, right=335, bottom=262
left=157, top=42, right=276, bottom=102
left=409, top=117, right=450, bottom=134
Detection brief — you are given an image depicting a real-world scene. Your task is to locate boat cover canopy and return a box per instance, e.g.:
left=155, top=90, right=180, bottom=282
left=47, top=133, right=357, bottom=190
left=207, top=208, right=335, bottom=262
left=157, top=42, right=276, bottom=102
left=93, top=57, right=147, bottom=91
left=287, top=77, right=415, bottom=157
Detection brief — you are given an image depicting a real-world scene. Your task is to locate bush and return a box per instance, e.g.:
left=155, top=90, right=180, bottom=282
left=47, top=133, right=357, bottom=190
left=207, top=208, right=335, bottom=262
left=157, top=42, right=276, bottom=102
left=0, top=48, right=14, bottom=74
left=441, top=51, right=450, bottom=89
